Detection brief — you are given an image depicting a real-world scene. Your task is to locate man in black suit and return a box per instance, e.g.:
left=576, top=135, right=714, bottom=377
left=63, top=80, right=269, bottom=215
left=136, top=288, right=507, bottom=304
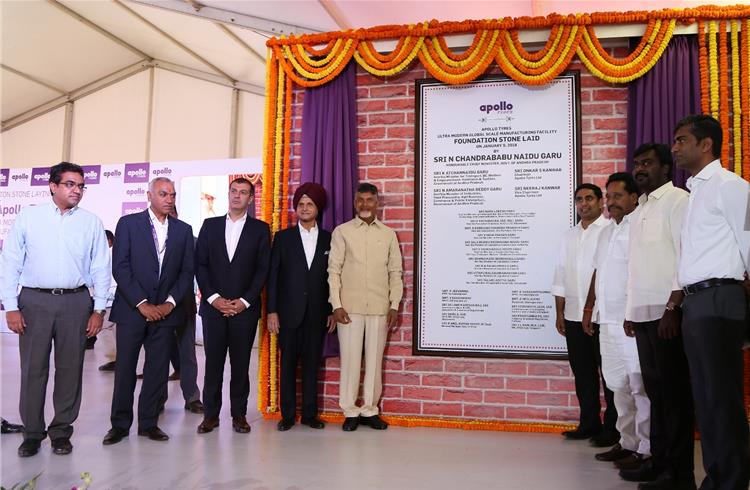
left=102, top=177, right=194, bottom=445
left=195, top=177, right=270, bottom=434
left=267, top=183, right=335, bottom=431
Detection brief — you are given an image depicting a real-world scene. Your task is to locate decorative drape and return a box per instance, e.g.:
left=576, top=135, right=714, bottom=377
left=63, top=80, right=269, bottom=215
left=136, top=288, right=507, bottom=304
left=300, top=61, right=358, bottom=231
left=626, top=36, right=700, bottom=188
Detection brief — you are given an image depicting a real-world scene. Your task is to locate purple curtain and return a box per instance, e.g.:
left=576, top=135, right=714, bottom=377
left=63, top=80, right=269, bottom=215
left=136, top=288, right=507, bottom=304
left=300, top=61, right=358, bottom=231
left=626, top=35, right=700, bottom=188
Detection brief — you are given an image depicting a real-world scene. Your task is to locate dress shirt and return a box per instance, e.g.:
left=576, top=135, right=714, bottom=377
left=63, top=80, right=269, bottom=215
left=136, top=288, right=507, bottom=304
left=593, top=216, right=629, bottom=324
left=148, top=207, right=169, bottom=271
left=678, top=160, right=750, bottom=286
left=207, top=213, right=250, bottom=308
left=551, top=214, right=610, bottom=322
left=328, top=217, right=403, bottom=315
left=0, top=202, right=111, bottom=310
left=299, top=222, right=318, bottom=269
left=626, top=182, right=688, bottom=322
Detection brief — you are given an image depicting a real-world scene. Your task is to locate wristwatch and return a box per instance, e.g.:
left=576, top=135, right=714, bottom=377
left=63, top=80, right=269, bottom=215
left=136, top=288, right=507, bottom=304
left=665, top=301, right=680, bottom=312
left=94, top=309, right=106, bottom=316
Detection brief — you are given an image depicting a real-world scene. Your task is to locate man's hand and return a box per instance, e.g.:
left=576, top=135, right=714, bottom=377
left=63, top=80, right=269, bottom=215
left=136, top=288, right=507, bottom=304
left=86, top=312, right=104, bottom=338
left=227, top=299, right=247, bottom=316
left=386, top=309, right=399, bottom=331
left=657, top=308, right=681, bottom=340
left=155, top=303, right=175, bottom=318
left=555, top=315, right=566, bottom=336
left=6, top=311, right=26, bottom=335
left=211, top=297, right=234, bottom=316
left=333, top=308, right=350, bottom=325
left=623, top=320, right=636, bottom=338
left=326, top=315, right=336, bottom=333
left=581, top=309, right=594, bottom=336
left=137, top=303, right=164, bottom=322
left=267, top=312, right=280, bottom=334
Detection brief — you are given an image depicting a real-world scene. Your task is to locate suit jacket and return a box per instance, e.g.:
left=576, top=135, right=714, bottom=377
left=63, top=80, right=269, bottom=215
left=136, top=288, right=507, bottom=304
left=195, top=215, right=270, bottom=320
left=110, top=210, right=194, bottom=327
left=267, top=224, right=332, bottom=329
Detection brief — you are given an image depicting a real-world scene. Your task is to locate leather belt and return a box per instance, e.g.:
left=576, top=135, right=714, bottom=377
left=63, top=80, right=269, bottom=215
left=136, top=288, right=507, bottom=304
left=682, top=278, right=740, bottom=296
left=26, top=286, right=87, bottom=295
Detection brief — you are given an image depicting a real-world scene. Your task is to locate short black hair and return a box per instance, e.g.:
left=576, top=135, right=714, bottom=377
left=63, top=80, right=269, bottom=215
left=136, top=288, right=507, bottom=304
left=674, top=114, right=722, bottom=158
left=606, top=172, right=640, bottom=195
left=574, top=183, right=602, bottom=200
left=356, top=182, right=379, bottom=196
left=105, top=230, right=115, bottom=242
left=49, top=162, right=84, bottom=184
left=230, top=177, right=255, bottom=194
left=633, top=142, right=673, bottom=178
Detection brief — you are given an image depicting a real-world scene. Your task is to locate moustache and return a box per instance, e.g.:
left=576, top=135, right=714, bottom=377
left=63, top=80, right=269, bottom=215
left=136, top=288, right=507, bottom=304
left=607, top=205, right=622, bottom=212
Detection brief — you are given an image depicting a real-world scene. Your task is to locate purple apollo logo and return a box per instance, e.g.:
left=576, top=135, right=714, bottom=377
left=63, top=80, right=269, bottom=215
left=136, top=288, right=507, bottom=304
left=124, top=163, right=150, bottom=184
left=0, top=168, right=8, bottom=187
left=82, top=165, right=101, bottom=185
left=30, top=167, right=51, bottom=186
left=121, top=202, right=147, bottom=216
left=479, top=101, right=514, bottom=113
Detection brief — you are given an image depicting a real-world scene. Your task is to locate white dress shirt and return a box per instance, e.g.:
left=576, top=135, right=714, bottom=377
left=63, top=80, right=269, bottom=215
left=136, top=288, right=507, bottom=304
left=551, top=214, right=610, bottom=322
left=299, top=222, right=318, bottom=269
left=207, top=213, right=250, bottom=308
left=678, top=160, right=750, bottom=286
left=593, top=216, right=629, bottom=324
left=148, top=207, right=169, bottom=271
left=626, top=182, right=688, bottom=322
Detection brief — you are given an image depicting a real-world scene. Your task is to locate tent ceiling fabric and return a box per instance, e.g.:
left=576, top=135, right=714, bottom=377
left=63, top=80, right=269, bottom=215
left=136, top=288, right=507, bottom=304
left=0, top=0, right=743, bottom=126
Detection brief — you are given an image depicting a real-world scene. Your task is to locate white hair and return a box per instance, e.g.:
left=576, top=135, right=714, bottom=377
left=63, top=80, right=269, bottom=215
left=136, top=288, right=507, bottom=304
left=148, top=177, right=174, bottom=192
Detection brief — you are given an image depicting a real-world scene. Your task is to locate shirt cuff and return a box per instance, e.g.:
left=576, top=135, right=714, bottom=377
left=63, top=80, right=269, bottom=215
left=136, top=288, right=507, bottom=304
left=239, top=298, right=250, bottom=309
left=389, top=301, right=400, bottom=310
left=1, top=298, right=19, bottom=311
left=207, top=294, right=220, bottom=304
left=136, top=299, right=147, bottom=307
left=93, top=298, right=107, bottom=310
left=550, top=286, right=565, bottom=297
left=166, top=296, right=176, bottom=306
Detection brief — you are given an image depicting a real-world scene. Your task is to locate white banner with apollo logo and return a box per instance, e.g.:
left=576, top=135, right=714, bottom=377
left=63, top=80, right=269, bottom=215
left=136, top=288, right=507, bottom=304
left=0, top=158, right=261, bottom=331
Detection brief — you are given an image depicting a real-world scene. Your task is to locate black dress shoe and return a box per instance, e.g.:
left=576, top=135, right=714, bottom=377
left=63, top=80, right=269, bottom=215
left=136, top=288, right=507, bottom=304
left=98, top=361, right=116, bottom=372
left=561, top=428, right=597, bottom=440
left=197, top=418, right=219, bottom=434
left=51, top=437, right=73, bottom=455
left=342, top=417, right=359, bottom=431
left=638, top=473, right=698, bottom=490
left=620, top=459, right=659, bottom=482
left=184, top=400, right=204, bottom=414
left=595, top=443, right=634, bottom=462
left=138, top=426, right=169, bottom=441
left=18, top=438, right=41, bottom=457
left=301, top=417, right=325, bottom=429
left=360, top=415, right=388, bottom=430
left=103, top=427, right=128, bottom=445
left=616, top=453, right=649, bottom=470
left=590, top=429, right=620, bottom=447
left=232, top=417, right=251, bottom=433
left=1, top=418, right=24, bottom=434
left=277, top=419, right=295, bottom=431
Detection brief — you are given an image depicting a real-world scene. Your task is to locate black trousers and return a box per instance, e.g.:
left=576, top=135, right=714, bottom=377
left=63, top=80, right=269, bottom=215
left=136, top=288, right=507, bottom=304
left=565, top=320, right=617, bottom=433
left=633, top=319, right=694, bottom=479
left=201, top=314, right=258, bottom=419
left=681, top=284, right=749, bottom=490
left=279, top=310, right=325, bottom=421
left=163, top=315, right=200, bottom=404
left=111, top=321, right=173, bottom=430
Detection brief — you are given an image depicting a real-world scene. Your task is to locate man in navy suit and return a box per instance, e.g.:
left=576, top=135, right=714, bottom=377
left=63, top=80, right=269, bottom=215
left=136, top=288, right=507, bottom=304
left=267, top=182, right=335, bottom=431
left=195, top=177, right=270, bottom=434
left=102, top=177, right=194, bottom=445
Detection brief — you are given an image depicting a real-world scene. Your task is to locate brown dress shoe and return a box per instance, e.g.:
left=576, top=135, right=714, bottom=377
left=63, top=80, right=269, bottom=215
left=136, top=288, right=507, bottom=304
left=232, top=417, right=251, bottom=433
left=137, top=426, right=169, bottom=441
left=197, top=418, right=220, bottom=434
left=185, top=400, right=204, bottom=414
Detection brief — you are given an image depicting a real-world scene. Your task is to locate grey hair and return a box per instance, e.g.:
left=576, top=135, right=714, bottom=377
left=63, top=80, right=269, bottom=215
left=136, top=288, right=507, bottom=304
left=148, top=177, right=174, bottom=192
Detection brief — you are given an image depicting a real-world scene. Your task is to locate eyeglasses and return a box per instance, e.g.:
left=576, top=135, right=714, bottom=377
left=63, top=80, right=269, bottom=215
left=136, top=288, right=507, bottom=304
left=60, top=181, right=87, bottom=191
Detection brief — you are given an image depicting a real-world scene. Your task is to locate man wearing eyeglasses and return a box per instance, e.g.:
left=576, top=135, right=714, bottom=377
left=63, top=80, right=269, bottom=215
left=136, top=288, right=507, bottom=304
left=0, top=162, right=111, bottom=458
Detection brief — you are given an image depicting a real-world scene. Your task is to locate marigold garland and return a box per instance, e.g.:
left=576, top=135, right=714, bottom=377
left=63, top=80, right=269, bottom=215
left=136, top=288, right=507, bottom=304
left=501, top=26, right=567, bottom=70
left=718, top=21, right=730, bottom=168
left=730, top=20, right=742, bottom=175
left=742, top=20, right=750, bottom=180
left=508, top=25, right=563, bottom=62
left=698, top=21, right=710, bottom=115
left=708, top=21, right=719, bottom=119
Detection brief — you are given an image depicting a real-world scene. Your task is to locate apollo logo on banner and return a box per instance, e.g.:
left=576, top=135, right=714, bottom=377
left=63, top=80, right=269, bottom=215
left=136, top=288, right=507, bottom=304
left=0, top=169, right=8, bottom=187
left=82, top=165, right=101, bottom=185
left=124, top=163, right=149, bottom=183
left=121, top=202, right=147, bottom=216
left=30, top=167, right=51, bottom=186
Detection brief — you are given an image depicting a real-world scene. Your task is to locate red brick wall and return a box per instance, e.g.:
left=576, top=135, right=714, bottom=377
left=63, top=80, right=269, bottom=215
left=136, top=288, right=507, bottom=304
left=286, top=54, right=628, bottom=425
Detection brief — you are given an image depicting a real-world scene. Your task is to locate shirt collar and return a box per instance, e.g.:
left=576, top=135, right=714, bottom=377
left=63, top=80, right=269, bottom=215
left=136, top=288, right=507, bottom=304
left=49, top=201, right=78, bottom=216
left=686, top=159, right=721, bottom=190
left=226, top=212, right=248, bottom=224
left=640, top=181, right=673, bottom=204
left=578, top=213, right=608, bottom=230
left=354, top=215, right=380, bottom=228
left=148, top=207, right=168, bottom=226
left=298, top=222, right=318, bottom=234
